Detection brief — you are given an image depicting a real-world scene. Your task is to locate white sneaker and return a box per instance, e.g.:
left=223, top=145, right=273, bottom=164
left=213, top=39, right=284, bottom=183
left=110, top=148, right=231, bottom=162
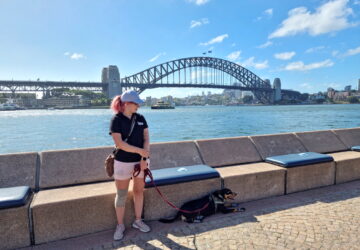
left=113, top=224, right=125, bottom=241
left=132, top=219, right=151, bottom=233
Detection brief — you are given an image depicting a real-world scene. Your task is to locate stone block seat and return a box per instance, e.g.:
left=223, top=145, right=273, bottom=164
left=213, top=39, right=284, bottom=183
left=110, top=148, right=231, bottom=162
left=251, top=133, right=335, bottom=194
left=328, top=128, right=360, bottom=184
left=0, top=186, right=32, bottom=249
left=31, top=146, right=134, bottom=245
left=0, top=151, right=38, bottom=250
left=144, top=141, right=221, bottom=221
left=31, top=181, right=135, bottom=244
left=143, top=165, right=221, bottom=220
left=295, top=128, right=360, bottom=185
left=196, top=137, right=286, bottom=203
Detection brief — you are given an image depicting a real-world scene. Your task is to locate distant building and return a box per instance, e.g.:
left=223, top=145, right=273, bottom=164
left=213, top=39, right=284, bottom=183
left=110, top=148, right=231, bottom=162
left=309, top=92, right=326, bottom=101
left=145, top=96, right=152, bottom=106
left=327, top=88, right=336, bottom=99
left=344, top=85, right=351, bottom=92
left=101, top=67, right=108, bottom=83
left=241, top=91, right=253, bottom=98
left=102, top=65, right=121, bottom=98
left=358, top=79, right=360, bottom=91
left=43, top=96, right=90, bottom=108
left=333, top=91, right=350, bottom=101
left=273, top=78, right=281, bottom=101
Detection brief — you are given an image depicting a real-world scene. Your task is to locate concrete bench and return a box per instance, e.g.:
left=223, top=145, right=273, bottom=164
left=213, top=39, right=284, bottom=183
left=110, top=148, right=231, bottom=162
left=39, top=146, right=113, bottom=189
left=143, top=165, right=221, bottom=221
left=251, top=133, right=335, bottom=193
left=196, top=137, right=285, bottom=202
left=216, top=163, right=285, bottom=203
left=0, top=186, right=32, bottom=249
left=296, top=129, right=360, bottom=185
left=0, top=152, right=38, bottom=249
left=149, top=141, right=203, bottom=170
left=0, top=152, right=38, bottom=189
left=30, top=181, right=135, bottom=244
left=333, top=127, right=360, bottom=149
left=329, top=151, right=360, bottom=184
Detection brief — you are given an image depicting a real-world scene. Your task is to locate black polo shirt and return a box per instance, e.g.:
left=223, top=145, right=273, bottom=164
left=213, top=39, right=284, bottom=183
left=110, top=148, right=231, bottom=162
left=109, top=113, right=148, bottom=162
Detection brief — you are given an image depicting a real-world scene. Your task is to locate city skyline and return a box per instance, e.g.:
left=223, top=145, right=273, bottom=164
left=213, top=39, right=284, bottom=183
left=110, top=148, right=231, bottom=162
left=0, top=0, right=359, bottom=98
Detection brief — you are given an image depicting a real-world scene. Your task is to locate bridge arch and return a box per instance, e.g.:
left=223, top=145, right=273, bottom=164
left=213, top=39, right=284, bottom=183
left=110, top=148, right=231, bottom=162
left=121, top=57, right=273, bottom=103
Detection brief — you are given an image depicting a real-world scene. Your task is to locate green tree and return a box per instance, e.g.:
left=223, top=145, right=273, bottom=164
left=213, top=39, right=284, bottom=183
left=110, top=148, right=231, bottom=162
left=348, top=96, right=359, bottom=103
left=243, top=95, right=253, bottom=104
left=299, top=93, right=309, bottom=101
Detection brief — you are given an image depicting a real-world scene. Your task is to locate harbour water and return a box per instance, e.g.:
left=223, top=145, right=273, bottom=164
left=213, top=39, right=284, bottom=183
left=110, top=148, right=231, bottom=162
left=0, top=104, right=359, bottom=154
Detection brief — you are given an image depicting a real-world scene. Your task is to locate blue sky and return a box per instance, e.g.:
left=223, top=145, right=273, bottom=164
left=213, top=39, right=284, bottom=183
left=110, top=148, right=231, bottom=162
left=0, top=0, right=359, bottom=98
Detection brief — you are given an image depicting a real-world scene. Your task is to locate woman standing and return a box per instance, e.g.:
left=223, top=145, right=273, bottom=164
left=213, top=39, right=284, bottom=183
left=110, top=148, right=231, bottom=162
left=109, top=90, right=150, bottom=241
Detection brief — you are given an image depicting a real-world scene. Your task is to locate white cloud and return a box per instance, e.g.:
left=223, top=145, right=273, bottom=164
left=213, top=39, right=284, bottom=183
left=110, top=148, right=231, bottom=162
left=322, top=82, right=342, bottom=89
left=344, top=46, right=360, bottom=56
left=306, top=46, right=326, bottom=53
left=269, top=0, right=356, bottom=38
left=300, top=83, right=314, bottom=90
left=332, top=50, right=340, bottom=57
left=200, top=34, right=229, bottom=46
left=274, top=51, right=296, bottom=60
left=149, top=52, right=166, bottom=62
left=264, top=8, right=273, bottom=17
left=239, top=57, right=269, bottom=69
left=257, top=41, right=273, bottom=48
left=354, top=0, right=360, bottom=5
left=227, top=51, right=241, bottom=61
left=284, top=59, right=334, bottom=71
left=256, top=8, right=274, bottom=21
left=64, top=52, right=86, bottom=60
left=187, top=0, right=209, bottom=6
left=70, top=53, right=85, bottom=60
left=190, top=18, right=209, bottom=28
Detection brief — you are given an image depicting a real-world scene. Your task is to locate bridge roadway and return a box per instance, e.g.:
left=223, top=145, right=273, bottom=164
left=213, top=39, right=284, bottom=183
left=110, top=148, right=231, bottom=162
left=27, top=180, right=360, bottom=249
left=0, top=80, right=298, bottom=95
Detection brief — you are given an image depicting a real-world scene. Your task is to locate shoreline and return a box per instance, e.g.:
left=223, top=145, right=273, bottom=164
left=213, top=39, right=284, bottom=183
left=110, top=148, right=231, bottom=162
left=1, top=102, right=358, bottom=111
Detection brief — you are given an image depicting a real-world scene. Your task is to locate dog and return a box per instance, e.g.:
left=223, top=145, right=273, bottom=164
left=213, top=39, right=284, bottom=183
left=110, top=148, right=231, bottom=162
left=159, top=188, right=244, bottom=223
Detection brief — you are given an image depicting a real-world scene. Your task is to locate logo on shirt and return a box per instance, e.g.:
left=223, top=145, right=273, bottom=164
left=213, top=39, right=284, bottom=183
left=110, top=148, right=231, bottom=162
left=137, top=122, right=144, bottom=125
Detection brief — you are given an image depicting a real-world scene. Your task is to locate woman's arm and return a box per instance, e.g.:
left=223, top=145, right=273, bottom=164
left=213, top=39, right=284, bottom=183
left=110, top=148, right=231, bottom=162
left=143, top=128, right=150, bottom=152
left=140, top=128, right=150, bottom=170
left=111, top=133, right=149, bottom=157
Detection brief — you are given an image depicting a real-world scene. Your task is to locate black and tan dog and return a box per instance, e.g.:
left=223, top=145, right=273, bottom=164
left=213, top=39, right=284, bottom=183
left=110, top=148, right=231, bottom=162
left=159, top=188, right=244, bottom=223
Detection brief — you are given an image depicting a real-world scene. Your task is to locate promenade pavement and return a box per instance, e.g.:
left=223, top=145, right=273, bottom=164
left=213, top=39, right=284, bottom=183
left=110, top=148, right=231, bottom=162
left=25, top=180, right=360, bottom=250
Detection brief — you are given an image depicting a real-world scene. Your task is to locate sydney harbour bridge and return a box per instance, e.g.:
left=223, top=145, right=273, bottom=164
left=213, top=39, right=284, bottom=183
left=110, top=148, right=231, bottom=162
left=0, top=57, right=300, bottom=104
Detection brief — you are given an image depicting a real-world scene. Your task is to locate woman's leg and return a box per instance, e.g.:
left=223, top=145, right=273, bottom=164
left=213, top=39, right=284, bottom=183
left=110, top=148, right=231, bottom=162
left=114, top=179, right=131, bottom=225
left=132, top=176, right=151, bottom=232
left=132, top=176, right=145, bottom=220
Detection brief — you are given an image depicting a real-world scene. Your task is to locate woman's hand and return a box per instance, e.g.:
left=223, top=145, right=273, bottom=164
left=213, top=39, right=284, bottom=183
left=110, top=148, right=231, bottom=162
left=138, top=148, right=150, bottom=158
left=140, top=159, right=148, bottom=171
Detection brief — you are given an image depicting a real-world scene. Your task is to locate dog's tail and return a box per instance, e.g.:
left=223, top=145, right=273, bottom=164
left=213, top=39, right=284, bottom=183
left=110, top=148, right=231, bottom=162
left=158, top=212, right=180, bottom=223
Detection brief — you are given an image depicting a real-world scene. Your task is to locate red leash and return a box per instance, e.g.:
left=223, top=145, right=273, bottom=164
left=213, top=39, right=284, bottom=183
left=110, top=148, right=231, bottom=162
left=133, top=165, right=210, bottom=214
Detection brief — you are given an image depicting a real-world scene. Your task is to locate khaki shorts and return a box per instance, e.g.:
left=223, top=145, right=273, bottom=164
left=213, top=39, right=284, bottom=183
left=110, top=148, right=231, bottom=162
left=114, top=159, right=150, bottom=180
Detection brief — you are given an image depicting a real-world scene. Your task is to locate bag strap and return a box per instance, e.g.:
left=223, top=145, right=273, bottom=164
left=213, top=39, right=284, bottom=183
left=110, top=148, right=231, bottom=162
left=114, top=114, right=137, bottom=153
left=124, top=114, right=136, bottom=142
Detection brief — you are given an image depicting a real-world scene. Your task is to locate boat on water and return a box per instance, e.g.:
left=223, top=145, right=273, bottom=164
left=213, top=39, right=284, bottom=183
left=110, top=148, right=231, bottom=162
left=0, top=103, right=24, bottom=111
left=151, top=101, right=175, bottom=109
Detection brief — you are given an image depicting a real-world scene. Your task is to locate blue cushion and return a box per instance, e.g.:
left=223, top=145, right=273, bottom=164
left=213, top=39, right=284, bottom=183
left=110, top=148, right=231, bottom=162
left=351, top=146, right=360, bottom=152
left=145, top=165, right=219, bottom=188
left=0, top=186, right=31, bottom=209
left=265, top=152, right=333, bottom=168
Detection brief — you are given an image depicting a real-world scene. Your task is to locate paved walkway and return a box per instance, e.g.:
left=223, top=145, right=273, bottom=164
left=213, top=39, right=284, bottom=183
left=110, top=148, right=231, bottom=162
left=27, top=181, right=360, bottom=250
